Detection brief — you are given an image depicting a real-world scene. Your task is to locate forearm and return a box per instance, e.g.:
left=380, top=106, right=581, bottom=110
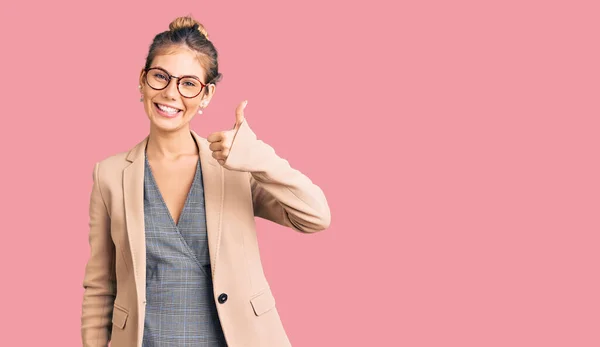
left=226, top=121, right=331, bottom=232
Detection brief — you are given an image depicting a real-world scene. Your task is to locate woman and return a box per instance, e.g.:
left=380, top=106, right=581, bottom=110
left=81, top=16, right=331, bottom=347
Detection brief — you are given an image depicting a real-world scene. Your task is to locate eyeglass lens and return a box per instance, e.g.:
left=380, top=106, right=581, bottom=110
left=146, top=68, right=203, bottom=98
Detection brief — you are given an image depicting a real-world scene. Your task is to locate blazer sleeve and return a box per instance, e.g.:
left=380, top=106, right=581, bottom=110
left=81, top=162, right=116, bottom=346
left=224, top=120, right=331, bottom=233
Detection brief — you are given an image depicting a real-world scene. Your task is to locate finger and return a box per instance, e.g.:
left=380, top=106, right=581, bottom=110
left=211, top=150, right=228, bottom=160
left=233, top=100, right=247, bottom=129
left=209, top=141, right=223, bottom=152
left=207, top=131, right=225, bottom=143
left=210, top=132, right=234, bottom=150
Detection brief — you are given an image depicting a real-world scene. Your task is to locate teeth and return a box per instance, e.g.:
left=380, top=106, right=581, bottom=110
left=157, top=104, right=180, bottom=114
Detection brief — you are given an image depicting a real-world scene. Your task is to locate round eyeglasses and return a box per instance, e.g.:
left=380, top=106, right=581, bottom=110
left=144, top=67, right=206, bottom=98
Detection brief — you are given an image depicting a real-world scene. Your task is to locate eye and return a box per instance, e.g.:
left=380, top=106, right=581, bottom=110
left=153, top=72, right=168, bottom=81
left=182, top=80, right=198, bottom=87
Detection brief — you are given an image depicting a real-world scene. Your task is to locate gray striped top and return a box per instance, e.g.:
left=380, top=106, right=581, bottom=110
left=142, top=152, right=227, bottom=346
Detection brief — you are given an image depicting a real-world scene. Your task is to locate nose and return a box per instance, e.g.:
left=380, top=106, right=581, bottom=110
left=162, top=78, right=179, bottom=99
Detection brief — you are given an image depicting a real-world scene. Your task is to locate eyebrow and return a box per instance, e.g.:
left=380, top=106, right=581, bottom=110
left=152, top=66, right=201, bottom=80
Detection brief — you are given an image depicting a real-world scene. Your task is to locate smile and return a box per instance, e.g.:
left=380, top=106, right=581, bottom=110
left=154, top=103, right=183, bottom=118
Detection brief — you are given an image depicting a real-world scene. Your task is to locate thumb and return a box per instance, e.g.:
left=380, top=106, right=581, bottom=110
left=234, top=100, right=247, bottom=129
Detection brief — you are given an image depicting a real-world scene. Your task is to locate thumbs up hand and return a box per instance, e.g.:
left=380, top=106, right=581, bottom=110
left=207, top=100, right=247, bottom=166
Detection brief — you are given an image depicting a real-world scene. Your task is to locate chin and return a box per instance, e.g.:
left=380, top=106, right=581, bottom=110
left=155, top=121, right=185, bottom=133
left=150, top=115, right=190, bottom=133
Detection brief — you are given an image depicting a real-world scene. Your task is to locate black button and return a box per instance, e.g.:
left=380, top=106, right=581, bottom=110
left=218, top=293, right=228, bottom=304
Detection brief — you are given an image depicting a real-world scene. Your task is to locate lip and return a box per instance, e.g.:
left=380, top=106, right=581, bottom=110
left=154, top=102, right=183, bottom=118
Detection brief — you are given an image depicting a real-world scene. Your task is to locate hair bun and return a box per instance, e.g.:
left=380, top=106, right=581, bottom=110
left=169, top=16, right=209, bottom=40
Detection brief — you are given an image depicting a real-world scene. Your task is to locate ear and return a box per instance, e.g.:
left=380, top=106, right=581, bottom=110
left=201, top=83, right=216, bottom=103
left=139, top=68, right=146, bottom=88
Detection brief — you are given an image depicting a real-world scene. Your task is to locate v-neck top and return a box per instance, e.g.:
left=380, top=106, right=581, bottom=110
left=142, top=153, right=227, bottom=347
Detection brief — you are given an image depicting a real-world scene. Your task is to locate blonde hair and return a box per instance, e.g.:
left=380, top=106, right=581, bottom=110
left=169, top=16, right=210, bottom=40
left=143, top=15, right=222, bottom=86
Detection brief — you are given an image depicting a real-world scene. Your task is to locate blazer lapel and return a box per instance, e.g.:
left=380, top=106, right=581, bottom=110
left=191, top=130, right=223, bottom=279
left=123, top=135, right=148, bottom=346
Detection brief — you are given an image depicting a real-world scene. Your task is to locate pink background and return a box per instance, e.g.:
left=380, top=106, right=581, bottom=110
left=1, top=0, right=599, bottom=346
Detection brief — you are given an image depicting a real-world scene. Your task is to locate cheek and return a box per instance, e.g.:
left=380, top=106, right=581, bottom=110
left=144, top=98, right=154, bottom=115
left=183, top=101, right=201, bottom=114
left=143, top=90, right=156, bottom=106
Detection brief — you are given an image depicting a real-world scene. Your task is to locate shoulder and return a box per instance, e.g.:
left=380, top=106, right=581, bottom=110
left=93, top=137, right=147, bottom=184
left=96, top=150, right=129, bottom=172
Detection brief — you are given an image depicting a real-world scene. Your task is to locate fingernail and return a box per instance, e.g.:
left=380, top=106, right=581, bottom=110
left=244, top=100, right=248, bottom=105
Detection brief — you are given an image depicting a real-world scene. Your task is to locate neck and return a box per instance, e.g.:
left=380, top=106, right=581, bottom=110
left=146, top=125, right=198, bottom=161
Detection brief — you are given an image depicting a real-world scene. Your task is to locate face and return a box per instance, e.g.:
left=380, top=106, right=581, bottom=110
left=139, top=48, right=215, bottom=133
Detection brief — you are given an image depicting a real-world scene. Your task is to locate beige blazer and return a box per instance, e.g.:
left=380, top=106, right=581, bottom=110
left=81, top=120, right=331, bottom=347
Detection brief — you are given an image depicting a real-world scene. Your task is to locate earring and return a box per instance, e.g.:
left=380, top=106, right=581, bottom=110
left=140, top=95, right=144, bottom=102
left=198, top=101, right=207, bottom=114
